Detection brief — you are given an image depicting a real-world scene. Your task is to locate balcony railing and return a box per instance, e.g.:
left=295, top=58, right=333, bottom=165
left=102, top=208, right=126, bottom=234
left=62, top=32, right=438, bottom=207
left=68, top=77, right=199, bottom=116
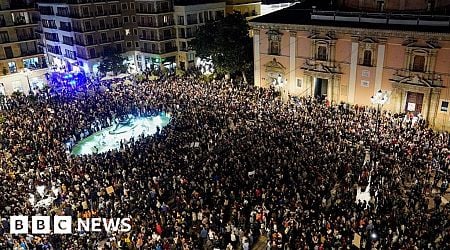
left=136, top=7, right=172, bottom=14
left=63, top=40, right=74, bottom=46
left=64, top=53, right=77, bottom=60
left=138, top=21, right=175, bottom=28
left=18, top=34, right=40, bottom=41
left=59, top=26, right=72, bottom=32
left=43, top=25, right=58, bottom=29
left=140, top=46, right=177, bottom=54
left=45, top=36, right=60, bottom=42
left=0, top=3, right=35, bottom=10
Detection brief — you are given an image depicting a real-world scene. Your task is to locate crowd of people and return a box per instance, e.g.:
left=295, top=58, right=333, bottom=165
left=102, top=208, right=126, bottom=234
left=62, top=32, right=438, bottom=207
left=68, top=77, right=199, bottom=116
left=0, top=74, right=448, bottom=249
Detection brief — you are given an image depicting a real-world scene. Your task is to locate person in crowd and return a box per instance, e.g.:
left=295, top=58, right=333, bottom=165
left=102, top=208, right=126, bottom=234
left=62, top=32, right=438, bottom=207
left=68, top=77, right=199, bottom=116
left=0, top=72, right=448, bottom=249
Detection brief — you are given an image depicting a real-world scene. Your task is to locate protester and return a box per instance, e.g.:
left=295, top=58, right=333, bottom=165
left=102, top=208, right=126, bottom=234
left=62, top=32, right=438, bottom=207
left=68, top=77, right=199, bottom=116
left=0, top=74, right=448, bottom=249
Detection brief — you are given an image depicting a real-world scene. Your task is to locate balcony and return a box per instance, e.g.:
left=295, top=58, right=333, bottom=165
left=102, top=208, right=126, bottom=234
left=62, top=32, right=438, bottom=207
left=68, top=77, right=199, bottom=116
left=64, top=53, right=77, bottom=60
left=138, top=21, right=175, bottom=28
left=42, top=25, right=58, bottom=30
left=0, top=38, right=11, bottom=44
left=17, top=34, right=40, bottom=41
left=0, top=3, right=34, bottom=11
left=0, top=19, right=38, bottom=28
left=37, top=0, right=118, bottom=4
left=140, top=46, right=177, bottom=55
left=56, top=12, right=71, bottom=17
left=186, top=19, right=198, bottom=25
left=136, top=7, right=172, bottom=15
left=63, top=40, right=74, bottom=46
left=45, top=36, right=59, bottom=42
left=72, top=25, right=97, bottom=33
left=59, top=26, right=72, bottom=32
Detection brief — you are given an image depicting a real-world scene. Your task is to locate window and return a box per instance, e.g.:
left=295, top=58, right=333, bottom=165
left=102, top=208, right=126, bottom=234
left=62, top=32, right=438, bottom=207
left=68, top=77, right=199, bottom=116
left=101, top=33, right=107, bottom=42
left=8, top=61, right=16, bottom=73
left=0, top=31, right=9, bottom=43
left=317, top=46, right=327, bottom=61
left=178, top=16, right=184, bottom=25
left=440, top=100, right=449, bottom=112
left=4, top=46, right=13, bottom=58
left=88, top=48, right=95, bottom=58
left=123, top=16, right=129, bottom=23
left=133, top=29, right=137, bottom=35
left=296, top=78, right=302, bottom=88
left=96, top=6, right=103, bottom=15
left=130, top=3, right=135, bottom=9
left=269, top=41, right=280, bottom=55
left=135, top=42, right=139, bottom=47
left=132, top=16, right=136, bottom=22
left=125, top=29, right=130, bottom=36
left=361, top=80, right=369, bottom=87
left=363, top=50, right=372, bottom=66
left=362, top=70, right=370, bottom=78
left=121, top=3, right=128, bottom=10
left=126, top=41, right=132, bottom=47
left=412, top=55, right=425, bottom=72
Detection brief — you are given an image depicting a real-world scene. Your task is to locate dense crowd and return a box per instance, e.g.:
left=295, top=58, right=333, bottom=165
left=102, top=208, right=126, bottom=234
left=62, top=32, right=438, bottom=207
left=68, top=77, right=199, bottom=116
left=0, top=75, right=449, bottom=250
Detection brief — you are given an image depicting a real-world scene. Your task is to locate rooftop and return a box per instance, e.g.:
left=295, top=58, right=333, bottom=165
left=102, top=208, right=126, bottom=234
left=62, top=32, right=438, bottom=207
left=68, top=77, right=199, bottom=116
left=250, top=3, right=450, bottom=33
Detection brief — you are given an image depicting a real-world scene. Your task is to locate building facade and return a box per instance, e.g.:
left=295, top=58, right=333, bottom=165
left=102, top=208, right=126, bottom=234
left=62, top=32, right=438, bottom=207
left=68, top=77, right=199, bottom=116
left=338, top=0, right=450, bottom=12
left=34, top=0, right=235, bottom=74
left=225, top=0, right=260, bottom=17
left=250, top=6, right=450, bottom=131
left=37, top=0, right=134, bottom=73
left=174, top=1, right=225, bottom=70
left=0, top=0, right=46, bottom=94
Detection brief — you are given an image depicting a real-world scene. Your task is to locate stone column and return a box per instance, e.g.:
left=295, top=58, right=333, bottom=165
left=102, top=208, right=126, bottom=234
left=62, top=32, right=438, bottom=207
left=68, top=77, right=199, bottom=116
left=253, top=29, right=261, bottom=87
left=289, top=31, right=297, bottom=94
left=333, top=76, right=340, bottom=103
left=374, top=43, right=386, bottom=95
left=427, top=88, right=441, bottom=127
left=348, top=39, right=359, bottom=104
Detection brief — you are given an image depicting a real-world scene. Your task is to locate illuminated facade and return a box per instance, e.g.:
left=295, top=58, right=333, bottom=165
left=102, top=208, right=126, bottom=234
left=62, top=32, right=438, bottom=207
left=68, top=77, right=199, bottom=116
left=250, top=5, right=450, bottom=131
left=0, top=0, right=46, bottom=94
left=174, top=1, right=225, bottom=70
left=36, top=0, right=133, bottom=74
left=225, top=0, right=260, bottom=17
left=136, top=0, right=176, bottom=71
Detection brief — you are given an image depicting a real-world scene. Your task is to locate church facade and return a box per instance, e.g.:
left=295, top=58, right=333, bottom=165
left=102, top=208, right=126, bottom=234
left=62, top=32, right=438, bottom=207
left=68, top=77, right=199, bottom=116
left=249, top=5, right=450, bottom=131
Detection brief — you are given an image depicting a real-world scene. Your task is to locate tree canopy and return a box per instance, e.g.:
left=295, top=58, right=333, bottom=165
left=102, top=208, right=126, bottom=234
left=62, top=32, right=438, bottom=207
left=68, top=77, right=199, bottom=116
left=191, top=12, right=253, bottom=82
left=98, top=47, right=128, bottom=75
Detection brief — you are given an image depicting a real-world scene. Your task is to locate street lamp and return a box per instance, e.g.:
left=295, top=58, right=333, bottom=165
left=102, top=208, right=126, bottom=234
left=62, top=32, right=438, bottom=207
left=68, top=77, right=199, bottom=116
left=370, top=90, right=389, bottom=163
left=23, top=68, right=32, bottom=94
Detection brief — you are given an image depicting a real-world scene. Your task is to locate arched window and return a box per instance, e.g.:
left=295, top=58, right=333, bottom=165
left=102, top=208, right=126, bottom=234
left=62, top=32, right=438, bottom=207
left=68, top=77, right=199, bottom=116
left=412, top=55, right=425, bottom=72
left=363, top=50, right=372, bottom=66
left=317, top=45, right=327, bottom=61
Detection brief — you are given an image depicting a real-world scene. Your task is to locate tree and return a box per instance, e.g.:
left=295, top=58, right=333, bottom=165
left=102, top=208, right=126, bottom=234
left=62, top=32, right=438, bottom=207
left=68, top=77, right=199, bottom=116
left=98, top=47, right=128, bottom=75
left=192, top=12, right=253, bottom=83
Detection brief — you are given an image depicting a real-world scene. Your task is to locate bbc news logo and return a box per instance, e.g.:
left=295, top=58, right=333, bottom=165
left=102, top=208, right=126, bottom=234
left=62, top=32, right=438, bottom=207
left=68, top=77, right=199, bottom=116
left=10, top=216, right=131, bottom=234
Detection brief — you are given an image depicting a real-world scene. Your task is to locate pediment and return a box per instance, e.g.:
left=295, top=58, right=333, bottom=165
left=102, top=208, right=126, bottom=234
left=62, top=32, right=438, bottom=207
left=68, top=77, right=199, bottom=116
left=264, top=58, right=286, bottom=74
left=360, top=37, right=377, bottom=43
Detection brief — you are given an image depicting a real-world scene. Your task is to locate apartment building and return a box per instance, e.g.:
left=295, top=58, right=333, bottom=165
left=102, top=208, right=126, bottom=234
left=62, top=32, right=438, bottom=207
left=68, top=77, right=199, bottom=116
left=135, top=0, right=176, bottom=71
left=0, top=0, right=46, bottom=94
left=36, top=0, right=136, bottom=74
left=174, top=0, right=225, bottom=70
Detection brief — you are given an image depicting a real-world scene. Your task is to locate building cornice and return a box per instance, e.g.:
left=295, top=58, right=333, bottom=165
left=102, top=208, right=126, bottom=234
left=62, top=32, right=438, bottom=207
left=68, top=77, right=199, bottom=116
left=249, top=22, right=450, bottom=41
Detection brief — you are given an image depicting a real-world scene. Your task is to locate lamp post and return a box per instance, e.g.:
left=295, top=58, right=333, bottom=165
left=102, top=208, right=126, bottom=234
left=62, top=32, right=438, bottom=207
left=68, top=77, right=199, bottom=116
left=370, top=90, right=389, bottom=163
left=24, top=68, right=31, bottom=94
